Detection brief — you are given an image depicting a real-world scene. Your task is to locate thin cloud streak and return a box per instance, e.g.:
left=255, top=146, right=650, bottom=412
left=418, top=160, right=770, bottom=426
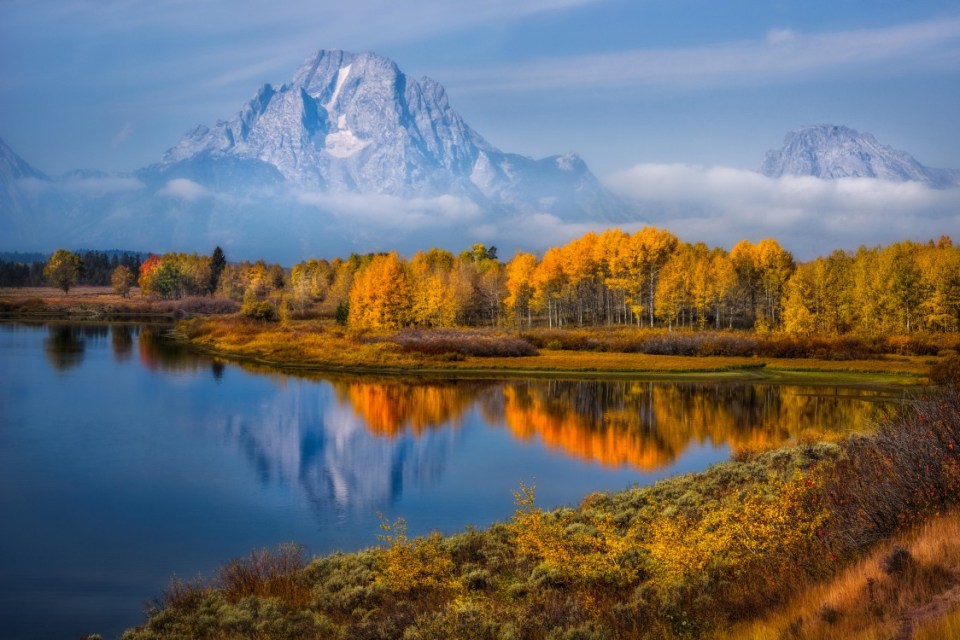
left=445, top=17, right=960, bottom=93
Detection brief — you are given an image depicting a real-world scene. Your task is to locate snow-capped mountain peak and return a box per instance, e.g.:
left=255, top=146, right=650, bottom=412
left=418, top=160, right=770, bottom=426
left=152, top=48, right=625, bottom=220
left=760, top=124, right=959, bottom=188
left=160, top=49, right=506, bottom=196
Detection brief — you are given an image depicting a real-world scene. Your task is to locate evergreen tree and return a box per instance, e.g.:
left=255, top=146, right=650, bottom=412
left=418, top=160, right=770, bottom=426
left=209, top=246, right=226, bottom=294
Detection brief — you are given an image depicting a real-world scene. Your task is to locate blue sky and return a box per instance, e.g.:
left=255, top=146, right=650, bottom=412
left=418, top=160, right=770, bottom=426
left=2, top=0, right=959, bottom=177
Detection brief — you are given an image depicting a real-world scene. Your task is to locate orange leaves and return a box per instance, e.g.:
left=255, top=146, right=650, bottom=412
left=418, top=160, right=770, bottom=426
left=349, top=252, right=414, bottom=330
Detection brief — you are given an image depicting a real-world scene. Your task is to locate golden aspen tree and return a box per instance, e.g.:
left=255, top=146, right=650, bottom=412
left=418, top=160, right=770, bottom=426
left=505, top=251, right=538, bottom=328
left=596, top=228, right=632, bottom=324
left=633, top=227, right=680, bottom=326
left=782, top=261, right=818, bottom=335
left=409, top=249, right=457, bottom=327
left=885, top=242, right=924, bottom=332
left=687, top=242, right=714, bottom=329
left=531, top=247, right=567, bottom=328
left=560, top=232, right=601, bottom=326
left=729, top=240, right=760, bottom=328
left=655, top=243, right=693, bottom=329
left=752, top=238, right=794, bottom=331
left=917, top=241, right=960, bottom=331
left=708, top=249, right=737, bottom=329
left=348, top=252, right=413, bottom=330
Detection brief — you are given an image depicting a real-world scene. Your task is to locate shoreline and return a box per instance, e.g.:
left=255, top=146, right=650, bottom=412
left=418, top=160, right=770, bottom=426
left=0, top=287, right=937, bottom=386
left=174, top=318, right=930, bottom=387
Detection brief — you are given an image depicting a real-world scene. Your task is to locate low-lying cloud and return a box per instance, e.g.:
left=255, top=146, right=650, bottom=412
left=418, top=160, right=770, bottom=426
left=295, top=190, right=483, bottom=228
left=158, top=178, right=209, bottom=202
left=606, top=164, right=960, bottom=258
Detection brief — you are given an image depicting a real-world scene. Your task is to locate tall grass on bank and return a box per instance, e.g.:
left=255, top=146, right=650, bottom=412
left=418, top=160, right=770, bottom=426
left=390, top=329, right=538, bottom=358
left=523, top=327, right=960, bottom=360
left=124, top=388, right=960, bottom=640
left=719, top=510, right=960, bottom=640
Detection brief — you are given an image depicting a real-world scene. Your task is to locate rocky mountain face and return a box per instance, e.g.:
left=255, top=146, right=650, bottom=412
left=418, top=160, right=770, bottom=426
left=0, top=50, right=624, bottom=259
left=760, top=124, right=960, bottom=188
left=153, top=49, right=621, bottom=218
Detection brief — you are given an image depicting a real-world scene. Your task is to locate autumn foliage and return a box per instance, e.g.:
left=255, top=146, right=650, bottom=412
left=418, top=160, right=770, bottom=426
left=279, top=231, right=959, bottom=336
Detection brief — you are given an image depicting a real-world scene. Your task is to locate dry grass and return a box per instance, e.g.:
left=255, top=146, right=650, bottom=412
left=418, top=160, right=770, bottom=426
left=216, top=544, right=312, bottom=607
left=718, top=510, right=960, bottom=640
left=915, top=606, right=960, bottom=640
left=181, top=317, right=931, bottom=381
left=0, top=286, right=238, bottom=317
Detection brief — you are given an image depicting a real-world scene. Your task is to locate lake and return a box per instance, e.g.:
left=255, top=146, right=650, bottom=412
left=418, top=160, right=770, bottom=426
left=0, top=322, right=903, bottom=639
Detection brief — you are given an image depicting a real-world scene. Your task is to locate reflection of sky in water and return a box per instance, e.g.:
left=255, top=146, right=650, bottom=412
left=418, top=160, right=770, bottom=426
left=0, top=323, right=900, bottom=640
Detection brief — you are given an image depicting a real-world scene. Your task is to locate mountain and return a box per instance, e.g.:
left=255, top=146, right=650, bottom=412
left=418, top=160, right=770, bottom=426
left=760, top=124, right=960, bottom=188
left=0, top=51, right=626, bottom=259
left=154, top=49, right=622, bottom=220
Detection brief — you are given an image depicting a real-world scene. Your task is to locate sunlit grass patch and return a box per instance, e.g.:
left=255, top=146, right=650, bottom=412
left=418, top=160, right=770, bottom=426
left=719, top=510, right=960, bottom=640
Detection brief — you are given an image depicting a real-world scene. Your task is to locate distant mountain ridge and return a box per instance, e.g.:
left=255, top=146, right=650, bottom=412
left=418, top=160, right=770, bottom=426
left=760, top=124, right=960, bottom=188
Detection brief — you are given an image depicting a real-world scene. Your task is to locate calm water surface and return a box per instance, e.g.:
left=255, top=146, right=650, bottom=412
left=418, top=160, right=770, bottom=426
left=0, top=322, right=903, bottom=639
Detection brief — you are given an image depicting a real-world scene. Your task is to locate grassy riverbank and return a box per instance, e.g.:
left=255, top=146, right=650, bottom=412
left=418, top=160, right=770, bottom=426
left=122, top=387, right=960, bottom=640
left=177, top=316, right=935, bottom=384
left=1, top=287, right=948, bottom=383
left=0, top=286, right=238, bottom=319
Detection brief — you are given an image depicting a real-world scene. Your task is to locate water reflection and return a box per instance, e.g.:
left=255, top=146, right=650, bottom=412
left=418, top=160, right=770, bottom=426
left=331, top=378, right=893, bottom=470
left=330, top=379, right=489, bottom=436
left=203, top=374, right=894, bottom=525
left=137, top=326, right=209, bottom=373
left=111, top=325, right=134, bottom=362
left=36, top=324, right=898, bottom=474
left=218, top=382, right=458, bottom=514
left=44, top=325, right=86, bottom=371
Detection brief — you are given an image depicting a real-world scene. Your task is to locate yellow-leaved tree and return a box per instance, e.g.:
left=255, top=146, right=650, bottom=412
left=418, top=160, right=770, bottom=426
left=349, top=252, right=413, bottom=330
left=44, top=249, right=82, bottom=293
left=505, top=251, right=537, bottom=329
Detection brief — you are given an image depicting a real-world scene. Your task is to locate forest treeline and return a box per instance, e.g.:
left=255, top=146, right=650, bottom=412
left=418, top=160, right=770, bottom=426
left=29, top=228, right=959, bottom=335
left=0, top=250, right=142, bottom=288
left=136, top=228, right=956, bottom=335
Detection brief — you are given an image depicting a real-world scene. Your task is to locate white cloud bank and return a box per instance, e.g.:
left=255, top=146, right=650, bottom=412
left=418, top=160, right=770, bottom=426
left=295, top=191, right=483, bottom=228
left=606, top=164, right=960, bottom=258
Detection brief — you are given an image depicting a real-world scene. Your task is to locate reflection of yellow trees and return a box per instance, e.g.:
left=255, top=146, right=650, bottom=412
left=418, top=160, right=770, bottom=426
left=496, top=381, right=887, bottom=470
left=500, top=383, right=681, bottom=470
left=330, top=378, right=890, bottom=469
left=332, top=380, right=483, bottom=437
